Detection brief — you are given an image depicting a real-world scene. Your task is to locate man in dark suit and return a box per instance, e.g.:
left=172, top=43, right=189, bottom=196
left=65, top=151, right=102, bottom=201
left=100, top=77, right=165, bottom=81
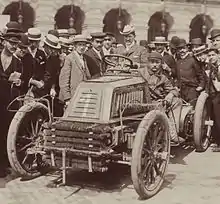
left=22, top=28, right=47, bottom=97
left=85, top=32, right=106, bottom=77
left=176, top=38, right=206, bottom=105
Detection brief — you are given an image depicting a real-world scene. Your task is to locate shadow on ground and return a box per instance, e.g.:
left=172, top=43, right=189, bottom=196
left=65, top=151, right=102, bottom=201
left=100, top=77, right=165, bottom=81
left=170, top=144, right=195, bottom=165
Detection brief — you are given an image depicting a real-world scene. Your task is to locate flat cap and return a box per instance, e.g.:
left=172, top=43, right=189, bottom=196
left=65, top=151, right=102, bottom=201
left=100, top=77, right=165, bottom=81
left=90, top=32, right=106, bottom=38
left=148, top=51, right=163, bottom=61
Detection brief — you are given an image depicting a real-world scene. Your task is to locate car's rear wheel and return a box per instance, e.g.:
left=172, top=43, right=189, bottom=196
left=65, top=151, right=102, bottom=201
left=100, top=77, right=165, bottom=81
left=7, top=102, right=49, bottom=178
left=131, top=110, right=170, bottom=199
left=194, top=91, right=213, bottom=152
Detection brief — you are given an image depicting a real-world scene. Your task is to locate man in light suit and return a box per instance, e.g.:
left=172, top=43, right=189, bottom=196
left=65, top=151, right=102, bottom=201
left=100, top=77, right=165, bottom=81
left=59, top=35, right=91, bottom=106
left=115, top=25, right=148, bottom=69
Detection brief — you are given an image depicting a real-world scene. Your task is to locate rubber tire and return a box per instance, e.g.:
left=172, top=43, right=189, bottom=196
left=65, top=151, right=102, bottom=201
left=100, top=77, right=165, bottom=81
left=193, top=91, right=211, bottom=152
left=7, top=102, right=49, bottom=177
left=131, top=110, right=170, bottom=199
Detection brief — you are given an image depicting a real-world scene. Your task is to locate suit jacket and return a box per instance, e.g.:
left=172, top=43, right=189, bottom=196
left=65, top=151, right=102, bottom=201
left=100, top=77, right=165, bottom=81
left=139, top=68, right=178, bottom=101
left=176, top=54, right=206, bottom=88
left=21, top=49, right=47, bottom=94
left=44, top=55, right=61, bottom=94
left=59, top=51, right=91, bottom=101
left=115, top=44, right=148, bottom=68
left=163, top=52, right=177, bottom=78
left=85, top=48, right=105, bottom=77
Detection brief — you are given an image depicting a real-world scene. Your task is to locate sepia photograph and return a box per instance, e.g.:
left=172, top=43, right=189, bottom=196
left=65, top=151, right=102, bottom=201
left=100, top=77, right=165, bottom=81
left=0, top=0, right=220, bottom=203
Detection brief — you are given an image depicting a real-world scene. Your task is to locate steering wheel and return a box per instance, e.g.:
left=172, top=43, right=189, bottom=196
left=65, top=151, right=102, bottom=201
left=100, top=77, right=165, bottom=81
left=103, top=54, right=134, bottom=73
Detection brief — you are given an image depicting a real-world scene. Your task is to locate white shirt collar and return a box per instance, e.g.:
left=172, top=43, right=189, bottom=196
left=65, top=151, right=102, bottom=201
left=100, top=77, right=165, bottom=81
left=28, top=47, right=38, bottom=58
left=92, top=47, right=102, bottom=59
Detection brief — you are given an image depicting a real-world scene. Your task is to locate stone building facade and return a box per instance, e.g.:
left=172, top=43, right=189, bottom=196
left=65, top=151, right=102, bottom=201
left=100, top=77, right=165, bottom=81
left=0, top=0, right=220, bottom=42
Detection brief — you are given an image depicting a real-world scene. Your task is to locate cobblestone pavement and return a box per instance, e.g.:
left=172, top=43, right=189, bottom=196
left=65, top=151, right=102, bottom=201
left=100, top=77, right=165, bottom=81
left=0, top=146, right=220, bottom=204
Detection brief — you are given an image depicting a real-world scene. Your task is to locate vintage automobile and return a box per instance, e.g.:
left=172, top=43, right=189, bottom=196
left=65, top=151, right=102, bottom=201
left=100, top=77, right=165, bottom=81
left=7, top=55, right=213, bottom=199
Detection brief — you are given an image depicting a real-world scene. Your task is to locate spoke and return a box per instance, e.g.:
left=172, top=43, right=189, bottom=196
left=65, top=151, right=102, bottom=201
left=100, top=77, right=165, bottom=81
left=153, top=161, right=161, bottom=176
left=18, top=142, right=33, bottom=153
left=31, top=121, right=36, bottom=136
left=35, top=119, right=39, bottom=135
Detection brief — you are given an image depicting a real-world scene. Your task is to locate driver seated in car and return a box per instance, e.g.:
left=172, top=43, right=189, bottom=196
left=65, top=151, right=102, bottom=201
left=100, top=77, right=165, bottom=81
left=139, top=52, right=185, bottom=144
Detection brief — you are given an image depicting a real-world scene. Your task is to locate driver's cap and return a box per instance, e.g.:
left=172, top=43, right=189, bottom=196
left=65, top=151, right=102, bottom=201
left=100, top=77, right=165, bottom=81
left=148, top=51, right=163, bottom=61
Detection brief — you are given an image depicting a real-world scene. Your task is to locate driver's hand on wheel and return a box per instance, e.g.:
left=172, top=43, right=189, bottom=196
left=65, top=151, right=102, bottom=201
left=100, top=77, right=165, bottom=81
left=165, top=93, right=174, bottom=105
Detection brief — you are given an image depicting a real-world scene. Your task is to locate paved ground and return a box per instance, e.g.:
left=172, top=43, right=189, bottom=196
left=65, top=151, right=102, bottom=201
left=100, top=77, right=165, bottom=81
left=0, top=146, right=220, bottom=204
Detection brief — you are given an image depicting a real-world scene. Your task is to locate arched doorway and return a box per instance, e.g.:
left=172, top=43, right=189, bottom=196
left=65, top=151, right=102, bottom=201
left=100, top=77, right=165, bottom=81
left=103, top=8, right=131, bottom=45
left=189, top=14, right=213, bottom=43
left=54, top=5, right=85, bottom=34
left=148, top=11, right=174, bottom=43
left=2, top=1, right=35, bottom=32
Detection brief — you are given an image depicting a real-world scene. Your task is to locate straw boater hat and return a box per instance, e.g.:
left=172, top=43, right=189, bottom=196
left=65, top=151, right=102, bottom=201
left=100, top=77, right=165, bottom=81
left=59, top=37, right=72, bottom=48
left=44, top=34, right=61, bottom=49
left=27, top=28, right=42, bottom=41
left=152, top=36, right=168, bottom=44
left=193, top=44, right=208, bottom=56
left=120, top=25, right=135, bottom=35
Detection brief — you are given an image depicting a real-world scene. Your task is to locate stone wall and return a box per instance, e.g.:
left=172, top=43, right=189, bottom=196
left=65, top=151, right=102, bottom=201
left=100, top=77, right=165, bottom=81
left=0, top=0, right=220, bottom=42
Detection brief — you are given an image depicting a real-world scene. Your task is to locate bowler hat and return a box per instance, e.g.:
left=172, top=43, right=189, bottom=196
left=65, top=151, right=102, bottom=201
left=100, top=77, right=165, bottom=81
left=120, top=25, right=135, bottom=35
left=5, top=21, right=23, bottom=33
left=3, top=32, right=21, bottom=43
left=44, top=34, right=61, bottom=49
left=28, top=28, right=41, bottom=41
left=176, top=38, right=187, bottom=48
left=170, top=36, right=180, bottom=49
left=209, top=29, right=220, bottom=40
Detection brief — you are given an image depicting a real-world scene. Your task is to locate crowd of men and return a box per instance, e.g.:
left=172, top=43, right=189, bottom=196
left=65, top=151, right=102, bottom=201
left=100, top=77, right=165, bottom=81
left=1, top=21, right=220, bottom=177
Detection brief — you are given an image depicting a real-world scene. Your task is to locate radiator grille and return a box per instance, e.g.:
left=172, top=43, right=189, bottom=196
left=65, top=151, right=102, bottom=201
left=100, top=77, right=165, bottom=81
left=69, top=88, right=102, bottom=119
left=111, top=88, right=144, bottom=118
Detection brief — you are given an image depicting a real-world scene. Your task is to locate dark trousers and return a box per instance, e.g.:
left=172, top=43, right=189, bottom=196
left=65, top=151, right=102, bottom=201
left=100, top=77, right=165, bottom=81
left=181, top=85, right=199, bottom=106
left=212, top=92, right=220, bottom=145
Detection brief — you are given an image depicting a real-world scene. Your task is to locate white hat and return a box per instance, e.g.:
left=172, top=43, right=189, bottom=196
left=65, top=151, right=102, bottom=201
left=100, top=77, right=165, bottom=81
left=27, top=28, right=41, bottom=41
left=120, top=25, right=135, bottom=35
left=44, top=34, right=61, bottom=49
left=59, top=37, right=72, bottom=48
left=152, top=36, right=168, bottom=44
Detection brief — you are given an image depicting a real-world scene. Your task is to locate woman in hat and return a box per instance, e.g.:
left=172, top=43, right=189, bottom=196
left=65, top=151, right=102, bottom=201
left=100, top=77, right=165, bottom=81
left=59, top=35, right=91, bottom=105
left=0, top=28, right=22, bottom=177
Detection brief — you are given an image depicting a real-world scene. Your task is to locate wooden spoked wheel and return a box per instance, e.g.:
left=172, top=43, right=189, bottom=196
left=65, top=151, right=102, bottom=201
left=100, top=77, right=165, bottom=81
left=131, top=110, right=170, bottom=199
